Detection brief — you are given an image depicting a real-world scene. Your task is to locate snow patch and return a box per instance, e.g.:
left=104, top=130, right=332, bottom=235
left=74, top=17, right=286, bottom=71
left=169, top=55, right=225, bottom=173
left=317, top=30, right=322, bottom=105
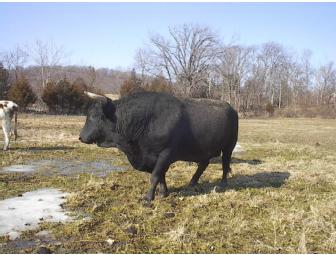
left=1, top=165, right=36, bottom=173
left=233, top=143, right=245, bottom=154
left=0, top=188, right=70, bottom=238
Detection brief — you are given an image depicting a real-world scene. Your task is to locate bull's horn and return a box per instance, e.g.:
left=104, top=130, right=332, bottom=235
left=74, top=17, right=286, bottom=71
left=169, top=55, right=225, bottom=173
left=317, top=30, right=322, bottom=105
left=84, top=91, right=107, bottom=103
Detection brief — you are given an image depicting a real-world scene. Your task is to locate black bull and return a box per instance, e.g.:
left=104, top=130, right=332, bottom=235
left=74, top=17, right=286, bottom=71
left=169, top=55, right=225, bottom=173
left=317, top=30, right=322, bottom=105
left=79, top=92, right=238, bottom=201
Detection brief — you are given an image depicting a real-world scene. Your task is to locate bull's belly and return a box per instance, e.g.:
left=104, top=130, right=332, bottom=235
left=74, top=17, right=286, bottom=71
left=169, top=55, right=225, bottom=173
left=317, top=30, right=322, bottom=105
left=123, top=141, right=224, bottom=171
left=126, top=150, right=157, bottom=173
left=174, top=146, right=222, bottom=163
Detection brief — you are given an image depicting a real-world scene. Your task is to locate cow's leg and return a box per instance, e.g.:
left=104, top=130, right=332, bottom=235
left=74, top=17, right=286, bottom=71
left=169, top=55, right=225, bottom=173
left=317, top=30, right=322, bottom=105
left=144, top=150, right=171, bottom=202
left=2, top=119, right=11, bottom=151
left=189, top=160, right=209, bottom=187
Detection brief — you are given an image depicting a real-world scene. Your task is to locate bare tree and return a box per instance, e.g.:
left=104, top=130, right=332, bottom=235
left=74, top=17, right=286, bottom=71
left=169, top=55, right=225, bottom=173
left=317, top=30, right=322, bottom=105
left=216, top=44, right=254, bottom=110
left=258, top=42, right=291, bottom=108
left=315, top=62, right=336, bottom=106
left=28, top=40, right=67, bottom=91
left=2, top=45, right=28, bottom=81
left=299, top=50, right=314, bottom=105
left=284, top=50, right=314, bottom=110
left=135, top=24, right=220, bottom=97
left=86, top=66, right=96, bottom=87
left=134, top=48, right=157, bottom=86
left=243, top=54, right=268, bottom=111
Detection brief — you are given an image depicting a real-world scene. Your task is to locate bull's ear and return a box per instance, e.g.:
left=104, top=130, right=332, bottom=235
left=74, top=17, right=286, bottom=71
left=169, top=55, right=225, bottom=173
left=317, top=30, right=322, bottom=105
left=84, top=91, right=107, bottom=103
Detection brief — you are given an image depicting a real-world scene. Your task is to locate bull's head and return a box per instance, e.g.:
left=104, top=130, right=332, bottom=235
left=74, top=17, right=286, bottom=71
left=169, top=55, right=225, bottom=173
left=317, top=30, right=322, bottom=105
left=79, top=91, right=117, bottom=147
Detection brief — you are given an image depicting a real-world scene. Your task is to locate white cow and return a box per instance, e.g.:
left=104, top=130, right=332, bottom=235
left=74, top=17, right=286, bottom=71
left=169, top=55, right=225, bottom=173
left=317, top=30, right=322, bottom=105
left=0, top=100, right=18, bottom=150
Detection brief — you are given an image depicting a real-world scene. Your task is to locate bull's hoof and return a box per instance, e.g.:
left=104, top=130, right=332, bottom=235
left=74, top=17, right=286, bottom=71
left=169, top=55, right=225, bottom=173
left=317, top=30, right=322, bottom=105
left=189, top=181, right=198, bottom=188
left=142, top=194, right=154, bottom=203
left=213, top=181, right=228, bottom=193
left=141, top=196, right=153, bottom=208
left=142, top=201, right=152, bottom=208
left=159, top=191, right=168, bottom=198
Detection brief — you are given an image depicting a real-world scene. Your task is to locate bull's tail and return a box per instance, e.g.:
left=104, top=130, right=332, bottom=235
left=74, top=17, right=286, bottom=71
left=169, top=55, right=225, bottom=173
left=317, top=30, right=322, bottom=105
left=14, top=107, right=18, bottom=140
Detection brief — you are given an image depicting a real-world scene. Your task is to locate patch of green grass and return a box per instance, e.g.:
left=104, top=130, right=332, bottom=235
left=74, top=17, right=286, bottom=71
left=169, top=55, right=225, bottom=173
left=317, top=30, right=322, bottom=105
left=0, top=115, right=335, bottom=253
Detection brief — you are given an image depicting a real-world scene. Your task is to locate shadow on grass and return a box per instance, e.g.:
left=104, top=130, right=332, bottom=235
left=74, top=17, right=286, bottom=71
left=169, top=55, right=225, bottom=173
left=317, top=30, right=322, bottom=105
left=210, top=157, right=262, bottom=165
left=170, top=171, right=290, bottom=198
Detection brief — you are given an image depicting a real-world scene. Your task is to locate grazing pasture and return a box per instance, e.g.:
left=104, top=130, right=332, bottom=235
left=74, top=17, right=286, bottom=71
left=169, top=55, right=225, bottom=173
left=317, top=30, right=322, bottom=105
left=0, top=114, right=335, bottom=253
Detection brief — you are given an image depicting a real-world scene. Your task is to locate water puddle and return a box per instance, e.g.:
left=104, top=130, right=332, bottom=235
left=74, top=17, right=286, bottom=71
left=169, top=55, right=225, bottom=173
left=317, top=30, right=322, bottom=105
left=1, top=159, right=127, bottom=177
left=0, top=188, right=70, bottom=239
left=1, top=239, right=37, bottom=250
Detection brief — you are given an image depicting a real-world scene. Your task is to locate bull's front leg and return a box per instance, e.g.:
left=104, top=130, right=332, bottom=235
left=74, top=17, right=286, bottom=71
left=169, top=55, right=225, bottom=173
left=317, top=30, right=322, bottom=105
left=159, top=172, right=168, bottom=198
left=144, top=150, right=171, bottom=202
left=189, top=160, right=209, bottom=187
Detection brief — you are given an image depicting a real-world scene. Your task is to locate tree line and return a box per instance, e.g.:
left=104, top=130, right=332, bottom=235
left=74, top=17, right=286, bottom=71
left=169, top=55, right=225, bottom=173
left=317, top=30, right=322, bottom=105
left=134, top=24, right=336, bottom=117
left=1, top=24, right=336, bottom=117
left=0, top=63, right=97, bottom=114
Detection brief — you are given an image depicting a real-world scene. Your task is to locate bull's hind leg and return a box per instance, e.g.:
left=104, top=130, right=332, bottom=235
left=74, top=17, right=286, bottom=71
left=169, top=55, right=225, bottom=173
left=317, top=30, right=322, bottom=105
left=217, top=147, right=234, bottom=189
left=189, top=160, right=209, bottom=187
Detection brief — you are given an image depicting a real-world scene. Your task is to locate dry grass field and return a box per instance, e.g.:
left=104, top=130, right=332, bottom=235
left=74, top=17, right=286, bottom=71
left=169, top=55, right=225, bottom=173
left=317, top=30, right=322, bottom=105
left=0, top=114, right=336, bottom=253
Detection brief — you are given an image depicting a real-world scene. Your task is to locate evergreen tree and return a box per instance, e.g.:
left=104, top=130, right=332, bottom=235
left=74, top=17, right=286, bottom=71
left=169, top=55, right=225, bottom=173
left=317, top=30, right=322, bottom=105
left=71, top=77, right=90, bottom=113
left=42, top=77, right=94, bottom=114
left=41, top=80, right=58, bottom=112
left=0, top=63, right=9, bottom=99
left=119, top=69, right=143, bottom=97
left=8, top=76, right=37, bottom=109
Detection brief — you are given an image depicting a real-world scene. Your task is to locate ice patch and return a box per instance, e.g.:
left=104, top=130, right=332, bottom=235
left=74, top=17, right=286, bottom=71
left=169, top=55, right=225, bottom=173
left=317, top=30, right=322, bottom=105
left=0, top=188, right=70, bottom=239
left=1, top=165, right=36, bottom=173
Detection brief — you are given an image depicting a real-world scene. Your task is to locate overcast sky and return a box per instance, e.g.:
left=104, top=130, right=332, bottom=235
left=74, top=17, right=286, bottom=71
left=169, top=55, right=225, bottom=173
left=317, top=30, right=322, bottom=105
left=1, top=2, right=335, bottom=69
